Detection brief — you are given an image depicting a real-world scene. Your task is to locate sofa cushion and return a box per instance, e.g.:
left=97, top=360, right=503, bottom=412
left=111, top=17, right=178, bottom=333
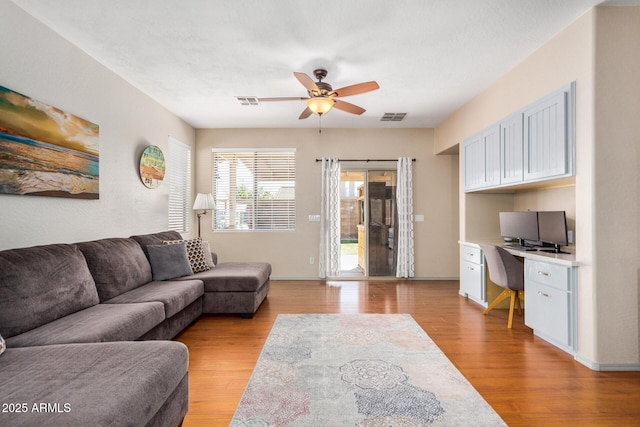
left=0, top=341, right=188, bottom=426
left=163, top=237, right=210, bottom=273
left=0, top=244, right=99, bottom=338
left=148, top=243, right=193, bottom=281
left=5, top=302, right=165, bottom=348
left=172, top=262, right=271, bottom=292
left=76, top=238, right=153, bottom=301
left=130, top=230, right=183, bottom=260
left=104, top=279, right=204, bottom=318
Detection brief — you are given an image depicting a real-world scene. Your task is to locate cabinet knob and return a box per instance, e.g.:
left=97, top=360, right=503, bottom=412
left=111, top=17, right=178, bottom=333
left=467, top=266, right=475, bottom=271
left=538, top=291, right=550, bottom=298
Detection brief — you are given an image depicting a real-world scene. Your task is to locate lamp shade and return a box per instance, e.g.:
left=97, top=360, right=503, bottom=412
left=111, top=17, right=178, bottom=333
left=193, top=193, right=214, bottom=210
left=307, top=97, right=334, bottom=115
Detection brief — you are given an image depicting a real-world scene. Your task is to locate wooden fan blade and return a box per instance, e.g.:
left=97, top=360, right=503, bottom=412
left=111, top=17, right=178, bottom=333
left=332, top=81, right=379, bottom=98
left=334, top=99, right=366, bottom=115
left=294, top=72, right=319, bottom=92
left=257, top=97, right=308, bottom=102
left=298, top=107, right=313, bottom=120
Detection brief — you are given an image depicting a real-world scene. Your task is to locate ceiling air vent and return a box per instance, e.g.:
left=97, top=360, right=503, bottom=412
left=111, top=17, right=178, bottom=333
left=380, top=113, right=407, bottom=122
left=235, top=96, right=260, bottom=106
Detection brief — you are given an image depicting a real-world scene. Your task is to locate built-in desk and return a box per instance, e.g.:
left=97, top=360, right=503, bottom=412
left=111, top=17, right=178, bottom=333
left=459, top=240, right=578, bottom=355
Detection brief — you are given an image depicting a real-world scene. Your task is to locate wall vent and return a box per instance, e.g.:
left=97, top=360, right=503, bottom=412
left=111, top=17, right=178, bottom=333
left=235, top=96, right=260, bottom=106
left=380, top=113, right=407, bottom=122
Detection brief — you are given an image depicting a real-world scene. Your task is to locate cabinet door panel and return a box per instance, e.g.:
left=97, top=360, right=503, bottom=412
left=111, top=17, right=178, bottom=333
left=524, top=91, right=568, bottom=180
left=484, top=126, right=501, bottom=187
left=462, top=260, right=484, bottom=303
left=500, top=113, right=524, bottom=184
left=463, top=134, right=485, bottom=190
left=525, top=280, right=570, bottom=347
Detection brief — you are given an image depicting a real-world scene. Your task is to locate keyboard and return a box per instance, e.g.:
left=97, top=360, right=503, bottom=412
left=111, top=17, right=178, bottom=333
left=503, top=244, right=537, bottom=251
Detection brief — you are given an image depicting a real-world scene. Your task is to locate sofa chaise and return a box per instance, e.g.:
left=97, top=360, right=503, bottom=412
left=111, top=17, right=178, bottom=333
left=0, top=231, right=271, bottom=426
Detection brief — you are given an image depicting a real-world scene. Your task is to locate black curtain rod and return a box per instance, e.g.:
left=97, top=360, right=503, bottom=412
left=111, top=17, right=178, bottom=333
left=315, top=158, right=416, bottom=162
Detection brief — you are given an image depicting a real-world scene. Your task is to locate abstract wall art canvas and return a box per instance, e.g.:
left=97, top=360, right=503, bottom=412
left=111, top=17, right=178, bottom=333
left=0, top=85, right=99, bottom=199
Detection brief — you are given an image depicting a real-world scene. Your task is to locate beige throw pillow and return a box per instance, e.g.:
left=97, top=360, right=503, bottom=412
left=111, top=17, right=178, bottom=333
left=201, top=240, right=216, bottom=268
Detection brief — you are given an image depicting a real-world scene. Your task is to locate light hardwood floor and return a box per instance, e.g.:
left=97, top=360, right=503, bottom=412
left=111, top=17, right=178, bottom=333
left=176, top=280, right=640, bottom=426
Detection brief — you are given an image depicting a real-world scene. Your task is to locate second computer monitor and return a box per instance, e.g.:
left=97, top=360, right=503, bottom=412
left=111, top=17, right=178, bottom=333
left=537, top=211, right=568, bottom=246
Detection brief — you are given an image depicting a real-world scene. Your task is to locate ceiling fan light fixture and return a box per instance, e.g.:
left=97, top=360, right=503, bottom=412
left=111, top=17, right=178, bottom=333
left=307, top=97, right=334, bottom=115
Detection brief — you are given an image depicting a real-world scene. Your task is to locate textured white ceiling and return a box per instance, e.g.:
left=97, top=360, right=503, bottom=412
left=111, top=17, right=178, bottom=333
left=11, top=0, right=639, bottom=129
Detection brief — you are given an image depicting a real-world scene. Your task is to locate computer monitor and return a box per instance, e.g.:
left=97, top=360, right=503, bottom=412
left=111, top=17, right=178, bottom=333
left=538, top=211, right=568, bottom=253
left=499, top=211, right=539, bottom=244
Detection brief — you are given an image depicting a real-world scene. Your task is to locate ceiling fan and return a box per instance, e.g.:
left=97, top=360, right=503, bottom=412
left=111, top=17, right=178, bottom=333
left=258, top=69, right=380, bottom=119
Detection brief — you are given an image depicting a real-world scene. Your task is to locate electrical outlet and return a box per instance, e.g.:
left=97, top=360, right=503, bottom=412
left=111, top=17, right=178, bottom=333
left=309, top=256, right=315, bottom=265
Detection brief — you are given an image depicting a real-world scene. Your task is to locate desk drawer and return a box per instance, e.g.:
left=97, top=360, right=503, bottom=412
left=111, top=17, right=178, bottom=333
left=526, top=259, right=570, bottom=290
left=461, top=245, right=482, bottom=264
left=462, top=260, right=484, bottom=302
left=525, top=280, right=570, bottom=347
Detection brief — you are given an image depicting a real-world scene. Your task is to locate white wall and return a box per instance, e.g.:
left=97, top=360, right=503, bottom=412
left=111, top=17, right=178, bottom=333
left=592, top=6, right=640, bottom=367
left=0, top=1, right=195, bottom=250
left=195, top=128, right=459, bottom=279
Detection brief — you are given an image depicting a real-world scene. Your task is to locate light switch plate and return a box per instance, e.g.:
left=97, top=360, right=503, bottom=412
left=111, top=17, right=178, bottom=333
left=414, top=214, right=425, bottom=222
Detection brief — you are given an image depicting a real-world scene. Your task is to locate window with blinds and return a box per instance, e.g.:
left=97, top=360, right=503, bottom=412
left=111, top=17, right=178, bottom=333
left=168, top=137, right=192, bottom=232
left=212, top=149, right=296, bottom=231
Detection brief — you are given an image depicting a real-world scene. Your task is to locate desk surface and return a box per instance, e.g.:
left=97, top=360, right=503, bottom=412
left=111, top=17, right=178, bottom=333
left=459, top=240, right=579, bottom=267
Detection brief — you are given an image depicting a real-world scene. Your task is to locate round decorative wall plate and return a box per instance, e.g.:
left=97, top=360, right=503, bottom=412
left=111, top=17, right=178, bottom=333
left=139, top=145, right=166, bottom=189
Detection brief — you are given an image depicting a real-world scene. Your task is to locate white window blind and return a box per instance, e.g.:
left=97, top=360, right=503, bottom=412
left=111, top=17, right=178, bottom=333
left=168, top=137, right=192, bottom=232
left=212, top=149, right=296, bottom=231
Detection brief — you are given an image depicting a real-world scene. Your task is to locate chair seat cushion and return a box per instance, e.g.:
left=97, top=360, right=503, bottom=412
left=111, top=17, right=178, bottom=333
left=104, top=279, right=204, bottom=318
left=6, top=302, right=165, bottom=348
left=0, top=341, right=188, bottom=426
left=172, top=262, right=271, bottom=292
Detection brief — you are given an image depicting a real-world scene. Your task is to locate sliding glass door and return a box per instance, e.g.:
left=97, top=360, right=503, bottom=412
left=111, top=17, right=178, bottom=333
left=339, top=169, right=397, bottom=277
left=366, top=170, right=397, bottom=277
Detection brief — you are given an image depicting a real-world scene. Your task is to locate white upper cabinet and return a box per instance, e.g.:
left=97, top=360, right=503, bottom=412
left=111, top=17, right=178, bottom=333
left=523, top=87, right=573, bottom=181
left=463, top=82, right=575, bottom=192
left=463, top=125, right=500, bottom=191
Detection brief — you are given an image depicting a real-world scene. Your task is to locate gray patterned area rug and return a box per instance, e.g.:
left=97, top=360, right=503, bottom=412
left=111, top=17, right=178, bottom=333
left=230, top=314, right=506, bottom=426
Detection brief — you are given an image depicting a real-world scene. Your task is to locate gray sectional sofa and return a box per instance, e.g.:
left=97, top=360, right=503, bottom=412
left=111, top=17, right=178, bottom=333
left=0, top=231, right=271, bottom=426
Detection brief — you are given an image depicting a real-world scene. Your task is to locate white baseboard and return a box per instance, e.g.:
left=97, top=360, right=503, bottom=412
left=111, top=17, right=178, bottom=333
left=575, top=354, right=640, bottom=371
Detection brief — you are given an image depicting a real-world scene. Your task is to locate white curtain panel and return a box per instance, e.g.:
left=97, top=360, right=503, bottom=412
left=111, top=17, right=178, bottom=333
left=396, top=157, right=415, bottom=278
left=319, top=158, right=341, bottom=278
